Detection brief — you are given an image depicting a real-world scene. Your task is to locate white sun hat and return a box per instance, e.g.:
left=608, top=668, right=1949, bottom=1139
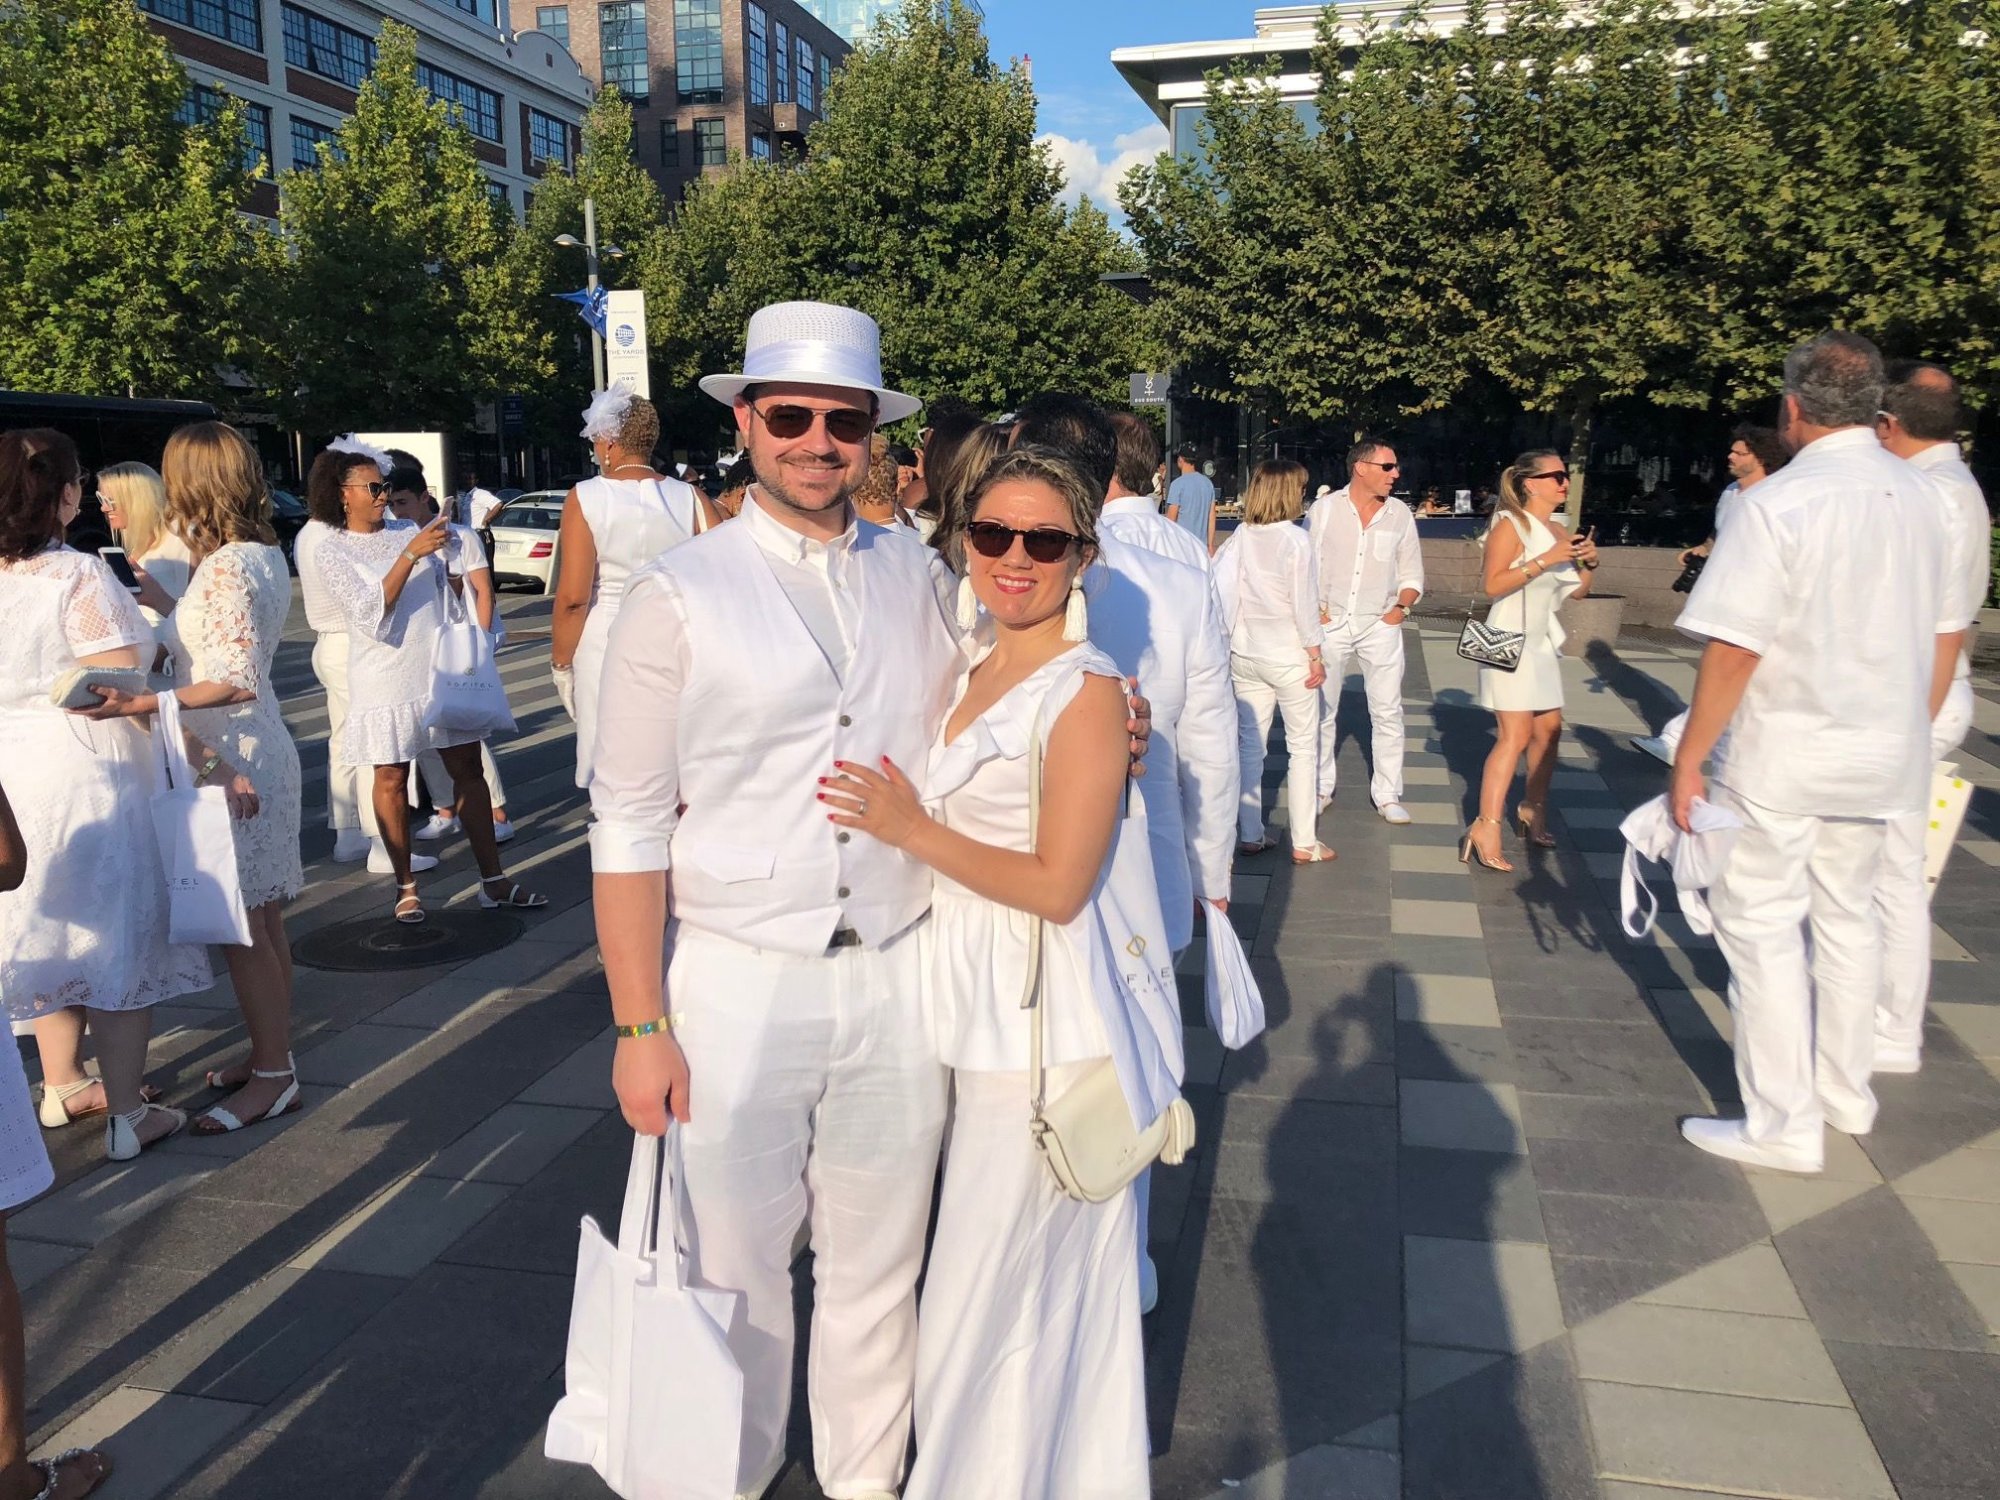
left=698, top=301, right=921, bottom=423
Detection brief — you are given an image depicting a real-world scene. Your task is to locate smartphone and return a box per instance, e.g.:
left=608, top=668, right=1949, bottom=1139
left=100, top=546, right=142, bottom=593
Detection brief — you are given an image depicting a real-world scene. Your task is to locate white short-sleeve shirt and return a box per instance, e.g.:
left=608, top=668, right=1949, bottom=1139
left=1904, top=442, right=1991, bottom=683
left=1677, top=428, right=1953, bottom=820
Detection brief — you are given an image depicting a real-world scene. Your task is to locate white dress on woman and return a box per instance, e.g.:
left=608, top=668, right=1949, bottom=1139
left=0, top=546, right=210, bottom=1022
left=907, top=642, right=1152, bottom=1500
left=161, top=542, right=304, bottom=907
left=570, top=475, right=704, bottom=786
left=1476, top=511, right=1580, bottom=714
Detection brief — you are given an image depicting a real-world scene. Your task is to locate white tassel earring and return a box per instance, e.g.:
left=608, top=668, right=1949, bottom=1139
left=955, top=573, right=980, bottom=631
left=1061, top=574, right=1088, bottom=642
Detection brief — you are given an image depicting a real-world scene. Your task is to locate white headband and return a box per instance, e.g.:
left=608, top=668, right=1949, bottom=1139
left=580, top=387, right=636, bottom=441
left=326, top=434, right=392, bottom=474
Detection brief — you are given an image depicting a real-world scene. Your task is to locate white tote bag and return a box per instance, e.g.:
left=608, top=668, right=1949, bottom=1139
left=1203, top=907, right=1266, bottom=1049
left=546, top=1127, right=745, bottom=1500
left=421, top=567, right=515, bottom=739
left=148, top=691, right=253, bottom=946
left=1924, top=761, right=1974, bottom=893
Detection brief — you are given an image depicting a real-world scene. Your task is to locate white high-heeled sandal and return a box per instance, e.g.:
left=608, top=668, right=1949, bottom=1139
left=106, top=1102, right=188, bottom=1161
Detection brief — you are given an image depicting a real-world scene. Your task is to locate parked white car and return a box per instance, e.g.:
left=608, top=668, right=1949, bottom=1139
left=485, top=490, right=567, bottom=593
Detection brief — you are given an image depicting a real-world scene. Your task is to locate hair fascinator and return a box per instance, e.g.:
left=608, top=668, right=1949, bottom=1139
left=580, top=387, right=636, bottom=441
left=326, top=434, right=392, bottom=474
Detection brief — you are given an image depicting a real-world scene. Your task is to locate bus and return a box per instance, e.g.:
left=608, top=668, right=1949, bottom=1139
left=0, top=391, right=222, bottom=552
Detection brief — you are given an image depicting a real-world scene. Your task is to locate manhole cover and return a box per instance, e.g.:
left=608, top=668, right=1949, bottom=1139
left=293, top=909, right=526, bottom=971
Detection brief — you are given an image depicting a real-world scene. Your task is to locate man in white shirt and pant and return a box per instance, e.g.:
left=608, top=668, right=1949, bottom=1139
left=1308, top=438, right=1424, bottom=823
left=1101, top=412, right=1212, bottom=572
left=1871, top=359, right=1991, bottom=1074
left=1671, top=331, right=1955, bottom=1174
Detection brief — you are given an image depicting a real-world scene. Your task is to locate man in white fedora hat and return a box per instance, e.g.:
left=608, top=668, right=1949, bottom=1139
left=585, top=301, right=1150, bottom=1499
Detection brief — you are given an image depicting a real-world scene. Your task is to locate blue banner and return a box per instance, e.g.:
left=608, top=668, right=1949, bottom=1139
left=555, top=286, right=608, bottom=337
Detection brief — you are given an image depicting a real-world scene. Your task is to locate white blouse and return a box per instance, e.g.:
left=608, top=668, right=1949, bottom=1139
left=1214, top=520, right=1324, bottom=661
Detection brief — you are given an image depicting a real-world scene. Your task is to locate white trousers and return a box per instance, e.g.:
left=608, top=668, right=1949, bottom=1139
left=311, top=632, right=366, bottom=833
left=1707, top=785, right=1885, bottom=1156
left=1317, top=616, right=1405, bottom=805
left=1874, top=679, right=1974, bottom=1059
left=1232, top=654, right=1321, bottom=849
left=907, top=1066, right=1149, bottom=1500
left=413, top=740, right=507, bottom=813
left=666, top=923, right=947, bottom=1498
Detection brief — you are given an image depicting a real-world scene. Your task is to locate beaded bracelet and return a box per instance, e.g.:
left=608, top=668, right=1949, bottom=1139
left=613, top=1014, right=684, bottom=1038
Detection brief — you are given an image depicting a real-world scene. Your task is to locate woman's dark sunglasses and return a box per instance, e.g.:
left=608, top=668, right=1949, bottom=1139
left=965, top=521, right=1080, bottom=564
left=344, top=479, right=388, bottom=498
left=1527, top=470, right=1571, bottom=484
left=754, top=403, right=873, bottom=444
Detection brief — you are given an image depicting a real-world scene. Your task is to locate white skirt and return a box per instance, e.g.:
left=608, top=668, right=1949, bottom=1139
left=0, top=1035, right=53, bottom=1211
left=906, top=1064, right=1150, bottom=1500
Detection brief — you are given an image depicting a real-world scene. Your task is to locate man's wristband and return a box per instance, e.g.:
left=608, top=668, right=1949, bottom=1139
left=613, top=1014, right=683, bottom=1039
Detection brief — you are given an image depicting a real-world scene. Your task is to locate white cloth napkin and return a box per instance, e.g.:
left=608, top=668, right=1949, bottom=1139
left=1618, top=794, right=1743, bottom=940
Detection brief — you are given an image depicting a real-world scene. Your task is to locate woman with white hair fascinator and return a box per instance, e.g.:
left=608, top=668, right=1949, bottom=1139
left=549, top=387, right=717, bottom=788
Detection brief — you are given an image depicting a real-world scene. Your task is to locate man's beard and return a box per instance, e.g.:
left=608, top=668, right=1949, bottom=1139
left=751, top=453, right=856, bottom=517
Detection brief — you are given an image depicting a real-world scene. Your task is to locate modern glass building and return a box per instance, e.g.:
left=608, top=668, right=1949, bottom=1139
left=794, top=0, right=980, bottom=46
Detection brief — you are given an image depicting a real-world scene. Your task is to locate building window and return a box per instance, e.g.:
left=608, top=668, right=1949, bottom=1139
left=659, top=119, right=678, bottom=167
left=176, top=84, right=271, bottom=177
left=820, top=51, right=834, bottom=101
left=486, top=180, right=510, bottom=206
left=438, top=0, right=489, bottom=17
left=749, top=131, right=771, bottom=161
left=289, top=115, right=345, bottom=171
left=282, top=5, right=376, bottom=90
left=138, top=0, right=261, bottom=50
left=795, top=36, right=814, bottom=112
left=417, top=62, right=502, bottom=142
left=536, top=4, right=569, bottom=45
left=529, top=108, right=574, bottom=169
left=694, top=116, right=726, bottom=167
left=673, top=0, right=723, bottom=104
left=598, top=1, right=648, bottom=100
left=746, top=3, right=769, bottom=108
left=774, top=20, right=790, bottom=103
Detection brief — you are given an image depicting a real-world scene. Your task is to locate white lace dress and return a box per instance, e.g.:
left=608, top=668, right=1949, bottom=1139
left=0, top=545, right=212, bottom=1024
left=161, top=542, right=304, bottom=908
left=316, top=522, right=479, bottom=764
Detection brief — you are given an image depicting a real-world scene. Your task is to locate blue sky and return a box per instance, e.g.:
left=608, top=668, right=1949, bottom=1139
left=982, top=1, right=1251, bottom=215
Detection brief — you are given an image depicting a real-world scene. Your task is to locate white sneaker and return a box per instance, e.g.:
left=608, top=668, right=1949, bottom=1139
left=414, top=813, right=459, bottom=841
left=1822, top=1103, right=1875, bottom=1136
left=1378, top=803, right=1412, bottom=825
left=332, top=828, right=370, bottom=863
left=1632, top=734, right=1674, bottom=766
left=493, top=818, right=515, bottom=843
left=1679, top=1116, right=1821, bottom=1174
left=1138, top=1252, right=1160, bottom=1316
left=1873, top=1045, right=1922, bottom=1075
left=367, top=841, right=439, bottom=875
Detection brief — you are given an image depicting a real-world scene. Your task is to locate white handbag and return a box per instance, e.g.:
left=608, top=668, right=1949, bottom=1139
left=1924, top=761, right=1974, bottom=893
left=1202, top=907, right=1266, bottom=1049
left=546, top=1127, right=745, bottom=1500
left=148, top=690, right=253, bottom=946
left=421, top=566, right=515, bottom=739
left=1023, top=713, right=1196, bottom=1205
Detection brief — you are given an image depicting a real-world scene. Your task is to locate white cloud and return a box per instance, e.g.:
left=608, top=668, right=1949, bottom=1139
left=1038, top=122, right=1171, bottom=216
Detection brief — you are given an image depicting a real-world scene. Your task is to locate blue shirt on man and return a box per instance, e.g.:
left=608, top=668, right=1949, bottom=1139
left=1168, top=469, right=1215, bottom=543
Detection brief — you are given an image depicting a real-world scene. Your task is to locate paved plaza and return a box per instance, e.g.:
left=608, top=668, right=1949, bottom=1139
left=13, top=597, right=2000, bottom=1500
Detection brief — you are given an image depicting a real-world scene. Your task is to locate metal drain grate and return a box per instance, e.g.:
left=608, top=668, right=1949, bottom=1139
left=292, top=909, right=526, bottom=972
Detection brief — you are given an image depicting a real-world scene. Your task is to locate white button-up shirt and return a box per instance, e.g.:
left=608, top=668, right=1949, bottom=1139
left=1904, top=442, right=1991, bottom=684
left=293, top=518, right=347, bottom=634
left=1214, top=520, right=1323, bottom=660
left=1307, top=487, right=1425, bottom=627
left=1101, top=494, right=1212, bottom=572
left=1678, top=428, right=1953, bottom=820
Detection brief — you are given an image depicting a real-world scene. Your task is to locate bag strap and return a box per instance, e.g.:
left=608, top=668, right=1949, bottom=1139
left=1023, top=709, right=1049, bottom=1118
left=153, top=686, right=193, bottom=791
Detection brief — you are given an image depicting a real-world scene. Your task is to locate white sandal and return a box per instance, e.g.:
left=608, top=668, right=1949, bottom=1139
left=106, top=1102, right=187, bottom=1161
left=191, top=1054, right=301, bottom=1136
left=477, top=875, right=548, bottom=910
left=26, top=1447, right=111, bottom=1500
left=1292, top=842, right=1338, bottom=864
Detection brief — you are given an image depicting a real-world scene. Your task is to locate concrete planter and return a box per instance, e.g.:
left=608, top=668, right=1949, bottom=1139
left=1973, top=607, right=2000, bottom=671
left=1559, top=594, right=1626, bottom=658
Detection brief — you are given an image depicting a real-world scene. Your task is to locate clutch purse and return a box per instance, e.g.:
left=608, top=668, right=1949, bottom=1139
left=1456, top=616, right=1524, bottom=672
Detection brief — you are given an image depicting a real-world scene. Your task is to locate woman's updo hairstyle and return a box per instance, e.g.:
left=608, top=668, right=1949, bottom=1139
left=1496, top=448, right=1563, bottom=523
left=0, top=428, right=80, bottom=562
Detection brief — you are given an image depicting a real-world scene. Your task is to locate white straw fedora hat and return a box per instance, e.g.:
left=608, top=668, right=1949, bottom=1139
left=699, top=301, right=922, bottom=423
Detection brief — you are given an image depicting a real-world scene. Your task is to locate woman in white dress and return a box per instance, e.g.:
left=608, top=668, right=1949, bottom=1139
left=1213, top=459, right=1334, bottom=864
left=97, top=462, right=194, bottom=628
left=1462, top=449, right=1600, bottom=872
left=822, top=449, right=1164, bottom=1500
left=0, top=429, right=224, bottom=1160
left=310, top=445, right=543, bottom=924
left=549, top=390, right=711, bottom=784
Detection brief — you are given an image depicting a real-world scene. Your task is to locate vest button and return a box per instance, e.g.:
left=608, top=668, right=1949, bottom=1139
left=837, top=885, right=851, bottom=898
left=836, top=832, right=850, bottom=844
left=838, top=714, right=852, bottom=727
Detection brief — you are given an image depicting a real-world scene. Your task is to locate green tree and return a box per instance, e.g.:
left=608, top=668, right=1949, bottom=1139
left=0, top=0, right=261, bottom=398
left=261, top=22, right=543, bottom=433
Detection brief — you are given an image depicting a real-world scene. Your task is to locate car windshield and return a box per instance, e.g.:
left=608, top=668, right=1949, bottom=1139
left=492, top=505, right=561, bottom=531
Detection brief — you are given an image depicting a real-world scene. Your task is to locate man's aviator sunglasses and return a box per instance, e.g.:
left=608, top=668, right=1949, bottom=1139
left=964, top=521, right=1081, bottom=564
left=752, top=403, right=873, bottom=444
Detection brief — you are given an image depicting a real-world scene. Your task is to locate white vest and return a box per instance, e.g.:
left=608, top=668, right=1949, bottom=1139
left=665, top=518, right=959, bottom=955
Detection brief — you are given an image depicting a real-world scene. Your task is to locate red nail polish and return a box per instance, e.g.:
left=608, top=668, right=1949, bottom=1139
left=817, top=776, right=827, bottom=784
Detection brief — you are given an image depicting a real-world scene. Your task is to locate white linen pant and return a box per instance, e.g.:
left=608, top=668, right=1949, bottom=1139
left=1231, top=653, right=1321, bottom=849
left=1874, top=679, right=1974, bottom=1060
left=1707, top=785, right=1886, bottom=1157
left=1316, top=616, right=1406, bottom=805
left=413, top=741, right=507, bottom=813
left=906, top=1065, right=1149, bottom=1500
left=666, top=922, right=947, bottom=1498
left=311, top=632, right=365, bottom=833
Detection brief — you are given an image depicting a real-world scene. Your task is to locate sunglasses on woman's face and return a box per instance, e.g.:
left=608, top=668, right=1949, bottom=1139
left=344, top=480, right=388, bottom=498
left=1527, top=470, right=1571, bottom=485
left=965, top=520, right=1080, bottom=564
left=753, top=403, right=873, bottom=444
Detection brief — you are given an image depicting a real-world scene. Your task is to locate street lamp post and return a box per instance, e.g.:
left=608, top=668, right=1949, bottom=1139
left=555, top=197, right=625, bottom=394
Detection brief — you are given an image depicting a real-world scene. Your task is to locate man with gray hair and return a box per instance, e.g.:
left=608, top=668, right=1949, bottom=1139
left=1871, top=360, right=1991, bottom=1073
left=1669, top=330, right=1955, bottom=1174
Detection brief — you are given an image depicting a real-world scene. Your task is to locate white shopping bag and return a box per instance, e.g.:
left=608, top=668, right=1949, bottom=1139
left=421, top=570, right=515, bottom=739
left=546, top=1127, right=744, bottom=1500
left=149, top=691, right=252, bottom=946
left=1203, top=906, right=1266, bottom=1049
left=1924, top=761, right=1974, bottom=894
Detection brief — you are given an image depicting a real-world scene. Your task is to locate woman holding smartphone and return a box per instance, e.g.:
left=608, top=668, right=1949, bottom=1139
left=1462, top=450, right=1599, bottom=871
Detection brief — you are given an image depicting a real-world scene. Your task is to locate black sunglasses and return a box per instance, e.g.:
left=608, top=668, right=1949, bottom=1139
left=1526, top=470, right=1570, bottom=484
left=965, top=520, right=1081, bottom=564
left=343, top=479, right=388, bottom=498
left=753, top=403, right=873, bottom=444
left=1362, top=460, right=1401, bottom=471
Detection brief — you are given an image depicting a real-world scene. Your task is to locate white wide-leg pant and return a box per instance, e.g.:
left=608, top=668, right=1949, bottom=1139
left=1875, top=679, right=1974, bottom=1062
left=311, top=632, right=366, bottom=833
left=1316, top=616, right=1406, bottom=805
left=906, top=1065, right=1150, bottom=1500
left=666, top=923, right=947, bottom=1499
left=1231, top=653, right=1321, bottom=849
left=1707, top=785, right=1886, bottom=1159
left=413, top=740, right=507, bottom=813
